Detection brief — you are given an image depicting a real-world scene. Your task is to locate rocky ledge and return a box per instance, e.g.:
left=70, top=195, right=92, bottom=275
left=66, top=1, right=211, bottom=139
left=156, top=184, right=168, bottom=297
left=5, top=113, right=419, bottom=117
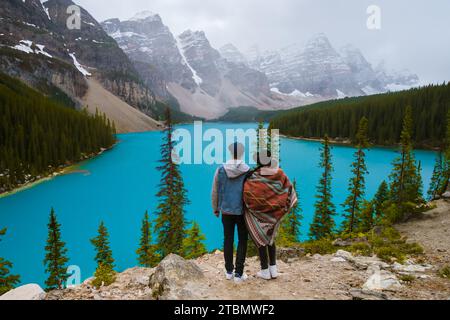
left=2, top=248, right=447, bottom=301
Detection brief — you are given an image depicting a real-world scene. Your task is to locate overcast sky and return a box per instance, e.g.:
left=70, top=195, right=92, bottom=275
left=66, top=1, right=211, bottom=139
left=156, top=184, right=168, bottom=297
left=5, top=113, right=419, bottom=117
left=75, top=0, right=450, bottom=84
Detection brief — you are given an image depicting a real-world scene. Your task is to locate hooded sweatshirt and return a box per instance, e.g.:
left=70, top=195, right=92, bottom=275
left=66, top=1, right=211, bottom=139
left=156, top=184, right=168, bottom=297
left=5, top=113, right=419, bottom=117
left=211, top=160, right=250, bottom=215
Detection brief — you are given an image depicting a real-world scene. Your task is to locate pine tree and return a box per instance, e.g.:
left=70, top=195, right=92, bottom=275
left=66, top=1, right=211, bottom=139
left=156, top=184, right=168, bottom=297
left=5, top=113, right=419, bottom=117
left=0, top=228, right=20, bottom=295
left=43, top=208, right=69, bottom=290
left=373, top=181, right=389, bottom=220
left=388, top=106, right=423, bottom=221
left=278, top=179, right=302, bottom=245
left=91, top=263, right=116, bottom=288
left=414, top=161, right=424, bottom=201
left=0, top=73, right=116, bottom=194
left=441, top=109, right=450, bottom=193
left=309, top=136, right=336, bottom=240
left=428, top=153, right=445, bottom=200
left=154, top=108, right=189, bottom=258
left=136, top=211, right=159, bottom=267
left=182, top=222, right=207, bottom=259
left=358, top=200, right=376, bottom=232
left=90, top=221, right=114, bottom=269
left=342, top=117, right=370, bottom=233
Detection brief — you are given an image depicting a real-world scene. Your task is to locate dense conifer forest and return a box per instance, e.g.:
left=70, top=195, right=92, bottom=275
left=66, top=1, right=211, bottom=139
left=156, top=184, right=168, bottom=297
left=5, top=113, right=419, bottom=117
left=270, top=83, right=450, bottom=148
left=0, top=73, right=116, bottom=193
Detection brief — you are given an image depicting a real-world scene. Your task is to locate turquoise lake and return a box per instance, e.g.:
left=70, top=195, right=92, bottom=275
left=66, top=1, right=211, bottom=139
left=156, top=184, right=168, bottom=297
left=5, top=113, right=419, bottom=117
left=0, top=122, right=437, bottom=287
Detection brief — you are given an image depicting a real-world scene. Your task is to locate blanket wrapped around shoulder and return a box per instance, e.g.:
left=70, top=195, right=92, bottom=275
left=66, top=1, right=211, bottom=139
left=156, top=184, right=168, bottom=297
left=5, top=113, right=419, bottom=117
left=243, top=168, right=297, bottom=247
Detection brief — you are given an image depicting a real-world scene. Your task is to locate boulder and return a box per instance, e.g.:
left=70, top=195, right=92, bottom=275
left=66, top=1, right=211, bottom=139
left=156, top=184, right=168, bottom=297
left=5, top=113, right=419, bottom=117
left=335, top=250, right=353, bottom=260
left=335, top=250, right=389, bottom=270
left=363, top=267, right=401, bottom=291
left=349, top=289, right=388, bottom=300
left=442, top=191, right=450, bottom=199
left=149, top=254, right=204, bottom=300
left=332, top=238, right=352, bottom=247
left=0, top=284, right=45, bottom=300
left=330, top=257, right=347, bottom=263
left=392, top=262, right=433, bottom=274
left=277, top=247, right=306, bottom=263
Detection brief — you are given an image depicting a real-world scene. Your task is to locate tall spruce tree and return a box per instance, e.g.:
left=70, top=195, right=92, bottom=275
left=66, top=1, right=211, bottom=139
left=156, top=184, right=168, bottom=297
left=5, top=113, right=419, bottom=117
left=342, top=117, right=370, bottom=233
left=136, top=211, right=159, bottom=267
left=0, top=228, right=20, bottom=295
left=90, top=221, right=115, bottom=288
left=182, top=222, right=207, bottom=260
left=428, top=153, right=445, bottom=200
left=441, top=109, right=450, bottom=193
left=309, top=136, right=336, bottom=240
left=154, top=108, right=189, bottom=258
left=43, top=208, right=69, bottom=290
left=388, top=106, right=423, bottom=221
left=91, top=221, right=114, bottom=269
left=279, top=179, right=302, bottom=245
left=373, top=181, right=389, bottom=220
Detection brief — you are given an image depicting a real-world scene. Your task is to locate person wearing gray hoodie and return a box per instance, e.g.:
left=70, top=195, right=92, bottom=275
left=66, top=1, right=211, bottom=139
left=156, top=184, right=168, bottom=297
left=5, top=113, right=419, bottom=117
left=211, top=142, right=250, bottom=283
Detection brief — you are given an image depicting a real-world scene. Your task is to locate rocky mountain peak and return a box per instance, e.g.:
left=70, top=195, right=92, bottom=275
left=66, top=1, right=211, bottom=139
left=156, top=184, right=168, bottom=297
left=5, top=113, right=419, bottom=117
left=129, top=11, right=160, bottom=22
left=219, top=43, right=248, bottom=65
left=177, top=30, right=222, bottom=96
left=246, top=32, right=419, bottom=99
left=101, top=12, right=197, bottom=101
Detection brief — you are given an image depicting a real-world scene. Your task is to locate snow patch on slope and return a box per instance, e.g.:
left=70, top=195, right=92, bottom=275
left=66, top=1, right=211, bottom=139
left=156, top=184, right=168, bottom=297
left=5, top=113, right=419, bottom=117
left=271, top=87, right=316, bottom=98
left=11, top=40, right=52, bottom=57
left=176, top=36, right=203, bottom=86
left=69, top=53, right=91, bottom=77
left=336, top=89, right=347, bottom=99
left=40, top=1, right=51, bottom=20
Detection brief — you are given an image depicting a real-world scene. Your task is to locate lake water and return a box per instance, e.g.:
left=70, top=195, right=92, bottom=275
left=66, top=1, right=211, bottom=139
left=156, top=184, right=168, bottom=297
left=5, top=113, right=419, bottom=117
left=0, top=122, right=437, bottom=287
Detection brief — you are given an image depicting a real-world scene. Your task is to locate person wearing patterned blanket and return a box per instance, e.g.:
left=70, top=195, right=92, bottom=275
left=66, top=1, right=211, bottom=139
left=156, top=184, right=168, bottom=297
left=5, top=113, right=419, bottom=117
left=243, top=150, right=297, bottom=280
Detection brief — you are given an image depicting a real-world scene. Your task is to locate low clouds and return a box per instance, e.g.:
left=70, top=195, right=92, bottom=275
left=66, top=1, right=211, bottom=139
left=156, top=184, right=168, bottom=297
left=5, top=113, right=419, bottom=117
left=76, top=0, right=450, bottom=84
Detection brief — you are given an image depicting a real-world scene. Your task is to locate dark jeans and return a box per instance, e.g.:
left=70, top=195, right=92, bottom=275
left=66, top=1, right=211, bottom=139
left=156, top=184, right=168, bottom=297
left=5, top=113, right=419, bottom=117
left=222, top=214, right=248, bottom=276
left=258, top=244, right=277, bottom=270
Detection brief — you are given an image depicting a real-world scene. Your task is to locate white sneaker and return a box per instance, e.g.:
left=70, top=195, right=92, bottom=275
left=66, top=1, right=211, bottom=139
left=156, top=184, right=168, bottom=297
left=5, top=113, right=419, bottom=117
left=234, top=273, right=248, bottom=283
left=269, top=265, right=278, bottom=279
left=225, top=272, right=234, bottom=280
left=256, top=269, right=271, bottom=280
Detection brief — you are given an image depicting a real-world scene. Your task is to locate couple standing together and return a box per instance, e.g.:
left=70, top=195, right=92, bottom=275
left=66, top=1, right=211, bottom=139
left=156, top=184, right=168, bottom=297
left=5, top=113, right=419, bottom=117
left=211, top=142, right=297, bottom=283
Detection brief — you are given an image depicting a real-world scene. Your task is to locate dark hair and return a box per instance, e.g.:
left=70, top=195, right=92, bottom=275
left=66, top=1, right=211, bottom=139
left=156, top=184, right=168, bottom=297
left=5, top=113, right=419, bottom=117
left=255, top=149, right=272, bottom=167
left=229, top=142, right=244, bottom=160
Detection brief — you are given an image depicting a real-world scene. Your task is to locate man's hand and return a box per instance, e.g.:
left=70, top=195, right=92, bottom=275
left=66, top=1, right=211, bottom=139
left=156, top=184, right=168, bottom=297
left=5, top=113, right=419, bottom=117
left=214, top=211, right=220, bottom=218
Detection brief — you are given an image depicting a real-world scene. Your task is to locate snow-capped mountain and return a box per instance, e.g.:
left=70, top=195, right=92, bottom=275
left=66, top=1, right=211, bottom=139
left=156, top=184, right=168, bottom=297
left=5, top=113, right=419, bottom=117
left=219, top=43, right=248, bottom=65
left=102, top=13, right=310, bottom=119
left=246, top=33, right=420, bottom=98
left=339, top=44, right=383, bottom=93
left=102, top=12, right=196, bottom=101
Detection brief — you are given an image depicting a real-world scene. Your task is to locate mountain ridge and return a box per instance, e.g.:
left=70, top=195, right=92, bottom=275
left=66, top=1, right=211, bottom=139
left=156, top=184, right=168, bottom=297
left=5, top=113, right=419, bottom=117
left=101, top=12, right=316, bottom=119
